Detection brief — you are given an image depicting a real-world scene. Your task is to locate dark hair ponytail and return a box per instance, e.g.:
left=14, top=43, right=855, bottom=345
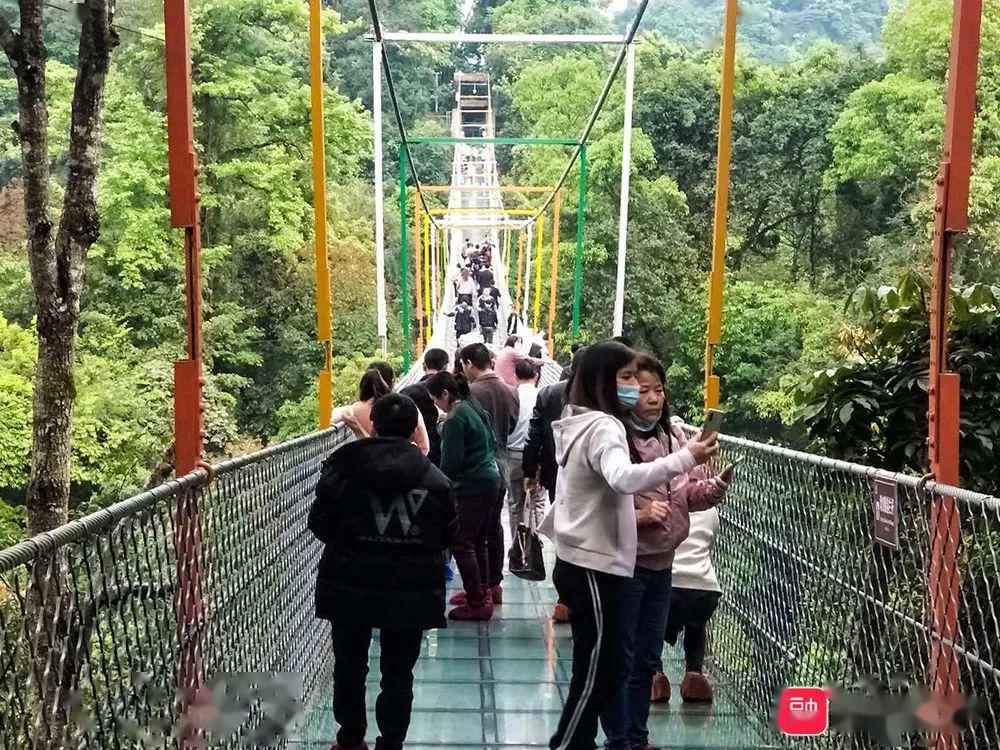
left=425, top=371, right=471, bottom=405
left=359, top=368, right=391, bottom=401
left=567, top=341, right=635, bottom=421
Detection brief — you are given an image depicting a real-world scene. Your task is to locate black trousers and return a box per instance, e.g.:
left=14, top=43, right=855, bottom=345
left=331, top=620, right=423, bottom=750
left=549, top=558, right=628, bottom=750
left=664, top=587, right=721, bottom=672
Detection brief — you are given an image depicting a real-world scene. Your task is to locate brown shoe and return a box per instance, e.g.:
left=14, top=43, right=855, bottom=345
left=552, top=602, right=570, bottom=623
left=650, top=671, right=671, bottom=703
left=680, top=671, right=713, bottom=702
left=449, top=601, right=494, bottom=621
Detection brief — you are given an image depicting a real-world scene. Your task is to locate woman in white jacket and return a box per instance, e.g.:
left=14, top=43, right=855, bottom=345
left=544, top=341, right=718, bottom=750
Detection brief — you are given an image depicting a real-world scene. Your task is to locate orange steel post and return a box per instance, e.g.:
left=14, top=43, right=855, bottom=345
left=308, top=0, right=333, bottom=428
left=164, top=0, right=205, bottom=731
left=414, top=198, right=424, bottom=352
left=927, top=0, right=981, bottom=738
left=547, top=193, right=561, bottom=345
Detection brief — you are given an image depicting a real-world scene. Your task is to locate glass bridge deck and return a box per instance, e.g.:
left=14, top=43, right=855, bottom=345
left=289, top=548, right=775, bottom=749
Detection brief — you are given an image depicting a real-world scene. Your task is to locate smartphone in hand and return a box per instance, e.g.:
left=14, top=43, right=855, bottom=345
left=719, top=455, right=745, bottom=483
left=702, top=408, right=726, bottom=438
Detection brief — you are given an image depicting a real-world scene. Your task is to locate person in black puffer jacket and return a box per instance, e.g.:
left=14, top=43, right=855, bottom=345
left=309, top=393, right=456, bottom=750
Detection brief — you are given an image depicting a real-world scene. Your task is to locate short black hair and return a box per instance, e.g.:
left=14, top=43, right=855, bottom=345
left=611, top=335, right=635, bottom=349
left=423, top=348, right=449, bottom=372
left=570, top=341, right=584, bottom=354
left=367, top=360, right=395, bottom=388
left=371, top=393, right=418, bottom=439
left=515, top=359, right=538, bottom=381
left=460, top=342, right=492, bottom=371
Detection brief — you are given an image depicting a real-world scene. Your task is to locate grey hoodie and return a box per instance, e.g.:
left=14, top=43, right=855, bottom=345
left=540, top=406, right=696, bottom=577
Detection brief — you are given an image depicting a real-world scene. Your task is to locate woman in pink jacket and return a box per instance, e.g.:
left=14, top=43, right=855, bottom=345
left=598, top=354, right=732, bottom=750
left=494, top=335, right=544, bottom=386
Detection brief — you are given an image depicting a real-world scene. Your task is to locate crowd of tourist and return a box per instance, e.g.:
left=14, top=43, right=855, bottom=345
left=309, top=337, right=733, bottom=750
left=446, top=238, right=503, bottom=344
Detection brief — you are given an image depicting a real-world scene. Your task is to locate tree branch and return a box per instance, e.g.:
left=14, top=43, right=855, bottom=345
left=0, top=9, right=21, bottom=67
left=53, top=0, right=119, bottom=306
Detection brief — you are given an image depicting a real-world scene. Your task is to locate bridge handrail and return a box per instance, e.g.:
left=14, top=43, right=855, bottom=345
left=704, top=427, right=999, bottom=508
left=0, top=425, right=345, bottom=573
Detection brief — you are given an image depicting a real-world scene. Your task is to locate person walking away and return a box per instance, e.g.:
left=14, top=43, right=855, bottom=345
left=560, top=342, right=583, bottom=381
left=457, top=268, right=476, bottom=305
left=309, top=394, right=456, bottom=750
left=657, top=507, right=724, bottom=703
left=599, top=355, right=730, bottom=750
left=541, top=341, right=719, bottom=750
left=505, top=359, right=541, bottom=569
left=461, top=343, right=519, bottom=603
left=420, top=348, right=449, bottom=382
left=523, top=345, right=585, bottom=621
left=494, top=336, right=545, bottom=387
left=448, top=301, right=475, bottom=341
left=418, top=348, right=453, bottom=577
left=333, top=369, right=430, bottom=456
left=476, top=265, right=495, bottom=291
left=400, top=384, right=443, bottom=467
left=426, top=372, right=501, bottom=620
left=478, top=299, right=498, bottom=344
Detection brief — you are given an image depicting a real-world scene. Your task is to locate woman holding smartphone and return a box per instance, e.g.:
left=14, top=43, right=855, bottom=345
left=598, top=354, right=732, bottom=750
left=543, top=342, right=719, bottom=750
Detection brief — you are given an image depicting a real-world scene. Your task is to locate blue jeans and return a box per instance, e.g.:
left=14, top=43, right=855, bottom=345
left=599, top=566, right=672, bottom=750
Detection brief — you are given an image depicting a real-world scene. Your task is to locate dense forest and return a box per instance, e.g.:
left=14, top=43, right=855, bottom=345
left=0, top=0, right=998, bottom=544
left=616, top=0, right=890, bottom=63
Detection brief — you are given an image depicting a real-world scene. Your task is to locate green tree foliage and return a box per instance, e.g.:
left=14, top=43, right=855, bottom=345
left=325, top=0, right=459, bottom=121
left=617, top=0, right=888, bottom=64
left=792, top=275, right=1000, bottom=494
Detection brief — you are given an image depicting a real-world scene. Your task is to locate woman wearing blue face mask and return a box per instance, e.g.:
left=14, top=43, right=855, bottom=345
left=542, top=341, right=719, bottom=750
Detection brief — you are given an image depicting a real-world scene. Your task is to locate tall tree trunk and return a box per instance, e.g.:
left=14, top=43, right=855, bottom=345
left=2, top=0, right=118, bottom=532
left=1, top=2, right=117, bottom=746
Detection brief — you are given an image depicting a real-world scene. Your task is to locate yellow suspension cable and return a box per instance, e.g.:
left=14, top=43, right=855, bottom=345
left=548, top=193, right=561, bottom=345
left=533, top=214, right=545, bottom=330
left=414, top=198, right=424, bottom=353
left=514, top=230, right=525, bottom=312
left=423, top=214, right=432, bottom=339
left=704, top=0, right=739, bottom=412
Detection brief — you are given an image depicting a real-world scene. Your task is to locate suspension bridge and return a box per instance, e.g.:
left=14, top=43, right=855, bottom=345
left=0, top=0, right=997, bottom=749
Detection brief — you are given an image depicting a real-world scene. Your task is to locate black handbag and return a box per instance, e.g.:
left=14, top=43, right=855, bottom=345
left=510, top=487, right=547, bottom=581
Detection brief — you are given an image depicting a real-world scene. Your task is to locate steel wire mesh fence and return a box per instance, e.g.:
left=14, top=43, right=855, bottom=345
left=5, top=403, right=998, bottom=749
left=0, top=426, right=348, bottom=749
left=704, top=431, right=1000, bottom=749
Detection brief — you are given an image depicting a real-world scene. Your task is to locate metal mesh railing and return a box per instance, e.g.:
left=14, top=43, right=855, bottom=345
left=4, top=409, right=997, bottom=748
left=704, top=431, right=1000, bottom=749
left=0, top=426, right=349, bottom=749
